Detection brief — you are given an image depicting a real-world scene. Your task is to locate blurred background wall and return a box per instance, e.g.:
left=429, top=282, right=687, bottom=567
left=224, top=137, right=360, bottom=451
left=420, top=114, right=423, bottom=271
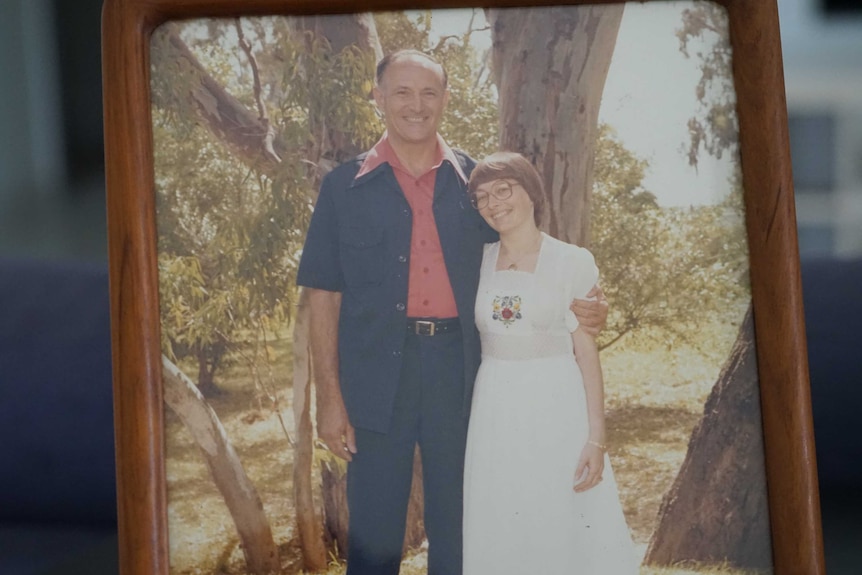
left=3, top=0, right=862, bottom=261
left=0, top=0, right=106, bottom=261
left=0, top=0, right=858, bottom=573
left=781, top=0, right=862, bottom=258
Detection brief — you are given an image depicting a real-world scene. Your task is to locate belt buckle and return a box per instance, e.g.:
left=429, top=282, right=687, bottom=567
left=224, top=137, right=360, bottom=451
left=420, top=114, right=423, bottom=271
left=415, top=320, right=435, bottom=336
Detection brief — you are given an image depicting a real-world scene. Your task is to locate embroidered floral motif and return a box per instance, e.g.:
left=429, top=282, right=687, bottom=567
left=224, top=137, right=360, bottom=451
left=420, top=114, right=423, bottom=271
left=492, top=295, right=522, bottom=327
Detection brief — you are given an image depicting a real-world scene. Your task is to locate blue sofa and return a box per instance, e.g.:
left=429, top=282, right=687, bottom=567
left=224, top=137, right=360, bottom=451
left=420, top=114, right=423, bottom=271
left=801, top=258, right=862, bottom=574
left=0, top=256, right=858, bottom=574
left=802, top=258, right=862, bottom=491
left=0, top=259, right=117, bottom=575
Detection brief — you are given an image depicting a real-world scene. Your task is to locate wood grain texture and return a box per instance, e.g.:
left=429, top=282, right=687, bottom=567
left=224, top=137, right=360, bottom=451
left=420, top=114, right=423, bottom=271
left=725, top=1, right=826, bottom=573
left=101, top=0, right=824, bottom=574
left=102, top=3, right=167, bottom=575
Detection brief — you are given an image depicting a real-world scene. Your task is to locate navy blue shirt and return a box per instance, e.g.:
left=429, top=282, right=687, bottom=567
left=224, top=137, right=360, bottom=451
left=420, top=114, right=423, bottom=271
left=296, top=150, right=497, bottom=433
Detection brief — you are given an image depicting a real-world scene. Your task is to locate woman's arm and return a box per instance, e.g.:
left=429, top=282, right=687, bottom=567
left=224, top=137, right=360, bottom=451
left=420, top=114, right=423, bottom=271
left=569, top=284, right=608, bottom=337
left=572, top=328, right=607, bottom=492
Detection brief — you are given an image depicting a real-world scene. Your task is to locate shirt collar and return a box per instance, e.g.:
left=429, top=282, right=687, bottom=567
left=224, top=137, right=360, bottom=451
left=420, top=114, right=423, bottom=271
left=354, top=132, right=467, bottom=184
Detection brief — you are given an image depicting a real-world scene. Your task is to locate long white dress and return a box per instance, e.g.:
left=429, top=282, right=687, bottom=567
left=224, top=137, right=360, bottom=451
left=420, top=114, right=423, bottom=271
left=463, top=233, right=639, bottom=575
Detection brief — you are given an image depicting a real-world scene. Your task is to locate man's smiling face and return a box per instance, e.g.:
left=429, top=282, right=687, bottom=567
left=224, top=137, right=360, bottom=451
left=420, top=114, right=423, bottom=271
left=374, top=55, right=449, bottom=149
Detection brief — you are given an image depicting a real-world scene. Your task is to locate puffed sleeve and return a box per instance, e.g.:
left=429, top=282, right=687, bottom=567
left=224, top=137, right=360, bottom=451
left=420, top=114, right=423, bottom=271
left=296, top=173, right=345, bottom=292
left=563, top=245, right=599, bottom=333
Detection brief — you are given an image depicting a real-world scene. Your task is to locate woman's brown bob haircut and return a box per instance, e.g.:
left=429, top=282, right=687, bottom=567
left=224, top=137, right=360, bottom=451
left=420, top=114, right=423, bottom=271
left=468, top=151, right=546, bottom=226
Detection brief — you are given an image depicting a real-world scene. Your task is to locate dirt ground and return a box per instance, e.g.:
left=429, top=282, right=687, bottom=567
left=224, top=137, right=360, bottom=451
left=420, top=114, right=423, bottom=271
left=163, top=318, right=769, bottom=575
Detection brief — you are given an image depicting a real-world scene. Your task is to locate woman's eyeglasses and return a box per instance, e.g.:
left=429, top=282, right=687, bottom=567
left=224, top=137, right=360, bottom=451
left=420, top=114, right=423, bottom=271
left=469, top=181, right=515, bottom=209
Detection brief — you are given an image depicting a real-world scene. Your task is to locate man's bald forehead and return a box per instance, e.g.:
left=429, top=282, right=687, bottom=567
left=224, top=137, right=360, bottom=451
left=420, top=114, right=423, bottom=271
left=376, top=50, right=448, bottom=88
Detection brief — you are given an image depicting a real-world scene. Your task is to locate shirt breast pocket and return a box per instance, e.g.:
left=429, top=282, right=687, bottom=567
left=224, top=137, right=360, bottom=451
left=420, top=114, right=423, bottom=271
left=340, top=226, right=385, bottom=288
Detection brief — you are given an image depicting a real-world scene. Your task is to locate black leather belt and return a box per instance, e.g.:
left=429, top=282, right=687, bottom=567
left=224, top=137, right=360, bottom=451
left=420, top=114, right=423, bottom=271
left=406, top=317, right=461, bottom=336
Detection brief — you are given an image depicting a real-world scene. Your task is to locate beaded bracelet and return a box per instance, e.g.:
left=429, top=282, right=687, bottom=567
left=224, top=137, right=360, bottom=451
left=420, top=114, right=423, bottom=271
left=588, top=440, right=607, bottom=452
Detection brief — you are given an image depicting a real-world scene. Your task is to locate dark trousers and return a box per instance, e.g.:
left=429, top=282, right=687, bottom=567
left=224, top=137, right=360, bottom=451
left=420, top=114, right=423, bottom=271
left=346, top=330, right=468, bottom=575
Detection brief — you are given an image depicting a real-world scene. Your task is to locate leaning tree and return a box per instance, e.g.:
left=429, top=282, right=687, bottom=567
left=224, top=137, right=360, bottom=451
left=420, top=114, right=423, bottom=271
left=644, top=4, right=772, bottom=569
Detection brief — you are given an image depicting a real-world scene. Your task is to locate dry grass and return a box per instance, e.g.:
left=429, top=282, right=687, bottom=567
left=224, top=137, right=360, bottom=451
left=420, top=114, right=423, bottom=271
left=164, top=315, right=764, bottom=574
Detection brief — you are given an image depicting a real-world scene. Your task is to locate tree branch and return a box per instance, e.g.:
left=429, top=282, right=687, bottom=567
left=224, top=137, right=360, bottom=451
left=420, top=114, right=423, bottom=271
left=235, top=20, right=281, bottom=164
left=432, top=34, right=461, bottom=52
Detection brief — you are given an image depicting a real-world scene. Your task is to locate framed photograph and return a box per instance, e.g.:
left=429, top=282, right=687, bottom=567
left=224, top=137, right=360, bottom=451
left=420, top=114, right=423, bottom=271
left=102, top=0, right=825, bottom=574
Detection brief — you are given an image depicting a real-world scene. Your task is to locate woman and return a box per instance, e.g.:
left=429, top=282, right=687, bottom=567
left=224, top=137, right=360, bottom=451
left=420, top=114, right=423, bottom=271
left=462, top=152, right=639, bottom=574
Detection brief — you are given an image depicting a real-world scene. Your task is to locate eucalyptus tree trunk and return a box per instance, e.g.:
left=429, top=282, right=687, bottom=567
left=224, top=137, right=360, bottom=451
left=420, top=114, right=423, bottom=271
left=154, top=25, right=318, bottom=569
left=488, top=5, right=623, bottom=245
left=644, top=306, right=772, bottom=570
left=154, top=25, right=284, bottom=175
left=162, top=355, right=280, bottom=574
left=275, top=13, right=385, bottom=567
left=291, top=289, right=328, bottom=570
left=290, top=13, right=428, bottom=559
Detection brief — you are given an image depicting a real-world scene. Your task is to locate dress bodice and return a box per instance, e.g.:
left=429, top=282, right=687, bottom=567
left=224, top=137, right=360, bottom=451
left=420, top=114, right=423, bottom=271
left=474, top=233, right=598, bottom=361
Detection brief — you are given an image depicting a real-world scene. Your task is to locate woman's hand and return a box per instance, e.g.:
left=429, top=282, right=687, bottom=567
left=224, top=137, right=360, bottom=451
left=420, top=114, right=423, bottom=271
left=573, top=441, right=605, bottom=493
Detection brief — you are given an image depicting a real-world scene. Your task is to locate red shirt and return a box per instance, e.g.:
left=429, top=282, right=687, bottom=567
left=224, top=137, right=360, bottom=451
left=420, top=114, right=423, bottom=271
left=356, top=134, right=467, bottom=318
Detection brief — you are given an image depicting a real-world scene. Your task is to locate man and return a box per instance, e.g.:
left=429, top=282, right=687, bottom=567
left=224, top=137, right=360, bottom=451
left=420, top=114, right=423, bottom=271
left=296, top=49, right=606, bottom=575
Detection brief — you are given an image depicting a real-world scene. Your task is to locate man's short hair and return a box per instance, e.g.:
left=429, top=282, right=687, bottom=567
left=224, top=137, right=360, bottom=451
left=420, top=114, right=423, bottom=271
left=469, top=152, right=547, bottom=226
left=376, top=49, right=448, bottom=88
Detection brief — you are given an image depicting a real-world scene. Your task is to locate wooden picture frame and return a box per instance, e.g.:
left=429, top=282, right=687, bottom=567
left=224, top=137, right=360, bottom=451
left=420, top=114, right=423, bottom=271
left=102, top=0, right=824, bottom=574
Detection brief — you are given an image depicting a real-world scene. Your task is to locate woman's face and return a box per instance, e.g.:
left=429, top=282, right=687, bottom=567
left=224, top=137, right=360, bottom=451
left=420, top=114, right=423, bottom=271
left=474, top=179, right=536, bottom=235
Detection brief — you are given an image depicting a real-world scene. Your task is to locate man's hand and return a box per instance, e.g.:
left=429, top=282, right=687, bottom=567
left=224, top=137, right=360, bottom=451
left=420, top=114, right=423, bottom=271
left=307, top=287, right=355, bottom=461
left=570, top=284, right=608, bottom=337
left=317, top=396, right=357, bottom=462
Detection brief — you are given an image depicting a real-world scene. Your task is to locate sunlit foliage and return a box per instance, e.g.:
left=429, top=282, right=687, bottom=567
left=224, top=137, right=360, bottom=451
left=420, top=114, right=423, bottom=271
left=676, top=3, right=738, bottom=168
left=591, top=124, right=749, bottom=353
left=152, top=18, right=380, bottom=392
